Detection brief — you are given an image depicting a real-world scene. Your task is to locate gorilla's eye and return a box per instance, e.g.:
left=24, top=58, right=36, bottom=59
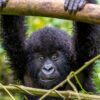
left=52, top=54, right=58, bottom=60
left=39, top=56, right=45, bottom=61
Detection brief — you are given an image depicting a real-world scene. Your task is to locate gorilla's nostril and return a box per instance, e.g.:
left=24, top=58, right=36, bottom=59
left=48, top=67, right=53, bottom=71
left=43, top=65, right=53, bottom=71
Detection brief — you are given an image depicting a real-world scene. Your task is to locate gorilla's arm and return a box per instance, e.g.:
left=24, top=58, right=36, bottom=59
left=73, top=22, right=100, bottom=67
left=73, top=0, right=100, bottom=67
left=1, top=15, right=27, bottom=80
left=70, top=0, right=100, bottom=92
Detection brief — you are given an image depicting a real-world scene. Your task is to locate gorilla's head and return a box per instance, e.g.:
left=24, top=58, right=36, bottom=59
left=25, top=27, right=73, bottom=89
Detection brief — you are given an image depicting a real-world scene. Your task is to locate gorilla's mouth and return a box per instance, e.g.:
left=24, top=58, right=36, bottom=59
left=39, top=77, right=57, bottom=89
left=40, top=77, right=55, bottom=81
left=38, top=71, right=60, bottom=88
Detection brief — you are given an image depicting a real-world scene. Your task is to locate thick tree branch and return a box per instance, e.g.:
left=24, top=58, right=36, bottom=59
left=0, top=85, right=100, bottom=100
left=0, top=0, right=100, bottom=24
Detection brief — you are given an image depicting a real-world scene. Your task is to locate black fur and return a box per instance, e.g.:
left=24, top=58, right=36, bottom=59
left=1, top=0, right=100, bottom=100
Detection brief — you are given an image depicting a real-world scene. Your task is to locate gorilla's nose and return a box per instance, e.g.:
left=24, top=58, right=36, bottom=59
left=42, top=64, right=55, bottom=75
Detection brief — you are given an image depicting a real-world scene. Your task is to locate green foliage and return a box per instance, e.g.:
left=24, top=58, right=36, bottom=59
left=0, top=40, right=13, bottom=85
left=25, top=17, right=72, bottom=36
left=0, top=94, right=23, bottom=100
left=94, top=60, right=100, bottom=93
left=97, top=0, right=100, bottom=4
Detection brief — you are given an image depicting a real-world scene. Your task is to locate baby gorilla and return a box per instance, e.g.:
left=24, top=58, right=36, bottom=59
left=26, top=28, right=72, bottom=89
left=0, top=0, right=100, bottom=100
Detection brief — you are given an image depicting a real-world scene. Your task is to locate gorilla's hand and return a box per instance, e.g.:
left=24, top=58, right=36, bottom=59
left=0, top=0, right=8, bottom=9
left=64, top=0, right=87, bottom=13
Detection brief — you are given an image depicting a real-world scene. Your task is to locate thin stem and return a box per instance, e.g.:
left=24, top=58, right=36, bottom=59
left=0, top=83, right=15, bottom=100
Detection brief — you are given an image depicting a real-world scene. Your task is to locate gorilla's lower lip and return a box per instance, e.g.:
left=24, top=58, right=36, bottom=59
left=44, top=78, right=55, bottom=80
left=40, top=78, right=55, bottom=82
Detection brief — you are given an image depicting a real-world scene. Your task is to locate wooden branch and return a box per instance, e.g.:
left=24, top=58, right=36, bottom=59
left=0, top=85, right=100, bottom=100
left=1, top=0, right=100, bottom=24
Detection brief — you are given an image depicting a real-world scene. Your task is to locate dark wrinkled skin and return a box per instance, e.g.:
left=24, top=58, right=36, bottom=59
left=0, top=0, right=100, bottom=100
left=64, top=0, right=87, bottom=13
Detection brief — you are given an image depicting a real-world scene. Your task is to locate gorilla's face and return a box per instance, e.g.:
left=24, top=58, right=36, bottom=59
left=27, top=51, right=71, bottom=89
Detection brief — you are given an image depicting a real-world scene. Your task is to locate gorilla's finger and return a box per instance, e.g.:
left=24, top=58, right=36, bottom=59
left=67, top=0, right=75, bottom=13
left=64, top=0, right=70, bottom=11
left=72, top=0, right=80, bottom=13
left=78, top=0, right=87, bottom=10
left=2, top=0, right=8, bottom=6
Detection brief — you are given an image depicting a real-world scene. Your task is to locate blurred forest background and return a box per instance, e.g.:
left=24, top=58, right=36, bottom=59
left=0, top=0, right=100, bottom=99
